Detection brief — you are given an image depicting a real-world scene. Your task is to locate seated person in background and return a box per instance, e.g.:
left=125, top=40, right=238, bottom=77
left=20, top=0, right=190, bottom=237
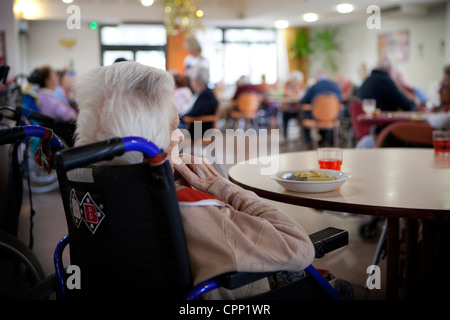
left=232, top=75, right=261, bottom=102
left=355, top=58, right=416, bottom=149
left=182, top=66, right=219, bottom=138
left=171, top=72, right=193, bottom=116
left=282, top=70, right=305, bottom=139
left=357, top=58, right=416, bottom=112
left=299, top=72, right=343, bottom=145
left=29, top=65, right=77, bottom=145
left=427, top=65, right=450, bottom=130
left=73, top=61, right=315, bottom=299
left=55, top=68, right=77, bottom=111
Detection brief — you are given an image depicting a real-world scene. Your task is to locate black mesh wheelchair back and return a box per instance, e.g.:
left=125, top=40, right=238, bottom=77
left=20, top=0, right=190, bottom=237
left=54, top=138, right=192, bottom=299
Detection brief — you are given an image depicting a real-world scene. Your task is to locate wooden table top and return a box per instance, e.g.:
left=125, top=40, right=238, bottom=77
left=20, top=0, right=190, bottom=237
left=228, top=148, right=450, bottom=220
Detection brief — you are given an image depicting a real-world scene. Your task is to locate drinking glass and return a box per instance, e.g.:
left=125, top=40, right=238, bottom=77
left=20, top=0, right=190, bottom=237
left=433, top=130, right=450, bottom=156
left=362, top=99, right=376, bottom=116
left=317, top=148, right=343, bottom=171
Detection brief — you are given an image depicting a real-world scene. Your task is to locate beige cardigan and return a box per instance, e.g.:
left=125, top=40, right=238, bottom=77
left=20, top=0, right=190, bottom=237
left=178, top=177, right=315, bottom=299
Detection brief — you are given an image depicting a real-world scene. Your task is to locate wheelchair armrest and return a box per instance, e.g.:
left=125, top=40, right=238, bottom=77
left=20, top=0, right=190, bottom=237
left=309, top=227, right=348, bottom=258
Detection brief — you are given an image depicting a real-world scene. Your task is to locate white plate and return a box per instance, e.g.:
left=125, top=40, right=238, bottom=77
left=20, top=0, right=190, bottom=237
left=270, top=169, right=351, bottom=193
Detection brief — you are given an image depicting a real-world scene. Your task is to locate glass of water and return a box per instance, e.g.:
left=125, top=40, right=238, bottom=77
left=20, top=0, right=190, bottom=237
left=362, top=99, right=376, bottom=116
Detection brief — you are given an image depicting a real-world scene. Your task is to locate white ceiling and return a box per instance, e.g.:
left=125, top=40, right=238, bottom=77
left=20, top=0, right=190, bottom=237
left=29, top=0, right=449, bottom=28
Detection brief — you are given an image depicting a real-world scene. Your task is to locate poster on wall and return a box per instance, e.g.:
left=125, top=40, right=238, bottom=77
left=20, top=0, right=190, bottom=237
left=378, top=30, right=409, bottom=62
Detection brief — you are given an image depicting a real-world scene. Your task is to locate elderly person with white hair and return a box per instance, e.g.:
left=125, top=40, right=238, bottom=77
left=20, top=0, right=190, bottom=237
left=181, top=66, right=218, bottom=138
left=73, top=61, right=315, bottom=299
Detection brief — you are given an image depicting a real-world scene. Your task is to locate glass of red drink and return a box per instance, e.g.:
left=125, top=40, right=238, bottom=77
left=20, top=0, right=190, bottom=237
left=433, top=130, right=450, bottom=156
left=317, top=148, right=343, bottom=171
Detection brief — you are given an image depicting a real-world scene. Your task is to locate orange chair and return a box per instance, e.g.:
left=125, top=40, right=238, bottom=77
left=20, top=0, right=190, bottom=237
left=376, top=121, right=434, bottom=148
left=229, top=92, right=261, bottom=130
left=301, top=94, right=341, bottom=149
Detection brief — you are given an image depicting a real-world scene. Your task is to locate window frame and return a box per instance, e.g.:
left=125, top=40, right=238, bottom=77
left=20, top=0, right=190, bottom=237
left=99, top=23, right=167, bottom=68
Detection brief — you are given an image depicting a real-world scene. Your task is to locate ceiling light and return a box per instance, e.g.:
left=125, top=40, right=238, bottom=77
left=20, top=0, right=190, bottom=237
left=62, top=0, right=73, bottom=3
left=14, top=0, right=40, bottom=19
left=196, top=10, right=204, bottom=18
left=275, top=20, right=289, bottom=29
left=141, top=0, right=154, bottom=6
left=336, top=3, right=354, bottom=14
left=302, top=13, right=318, bottom=22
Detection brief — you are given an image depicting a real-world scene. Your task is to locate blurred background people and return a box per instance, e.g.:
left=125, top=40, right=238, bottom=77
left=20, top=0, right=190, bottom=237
left=281, top=70, right=305, bottom=139
left=427, top=65, right=450, bottom=129
left=172, top=72, right=193, bottom=116
left=55, top=68, right=77, bottom=110
left=298, top=72, right=343, bottom=146
left=357, top=58, right=416, bottom=112
left=29, top=65, right=77, bottom=145
left=184, top=37, right=209, bottom=77
left=181, top=66, right=218, bottom=138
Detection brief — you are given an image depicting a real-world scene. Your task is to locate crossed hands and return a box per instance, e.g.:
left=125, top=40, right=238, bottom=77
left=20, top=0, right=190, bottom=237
left=173, top=154, right=222, bottom=192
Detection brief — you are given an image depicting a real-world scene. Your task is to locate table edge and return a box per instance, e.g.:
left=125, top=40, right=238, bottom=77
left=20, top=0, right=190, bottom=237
left=229, top=175, right=450, bottom=221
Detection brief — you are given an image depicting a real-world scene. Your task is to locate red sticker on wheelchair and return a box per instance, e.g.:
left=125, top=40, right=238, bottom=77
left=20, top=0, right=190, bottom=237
left=80, top=193, right=105, bottom=234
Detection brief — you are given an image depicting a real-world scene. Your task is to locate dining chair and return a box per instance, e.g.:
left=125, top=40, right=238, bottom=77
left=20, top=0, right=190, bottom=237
left=348, top=98, right=370, bottom=145
left=375, top=121, right=434, bottom=148
left=301, top=93, right=341, bottom=149
left=229, top=91, right=261, bottom=130
left=182, top=107, right=221, bottom=145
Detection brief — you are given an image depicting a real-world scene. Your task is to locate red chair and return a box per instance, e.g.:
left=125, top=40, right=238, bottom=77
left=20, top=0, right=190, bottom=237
left=348, top=99, right=370, bottom=145
left=376, top=121, right=434, bottom=148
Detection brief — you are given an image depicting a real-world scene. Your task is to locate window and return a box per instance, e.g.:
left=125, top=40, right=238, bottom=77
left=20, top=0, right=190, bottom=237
left=100, top=24, right=167, bottom=70
left=199, top=28, right=277, bottom=86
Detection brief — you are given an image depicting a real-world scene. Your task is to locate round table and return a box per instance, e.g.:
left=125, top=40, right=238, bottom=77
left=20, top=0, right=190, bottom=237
left=228, top=148, right=450, bottom=220
left=228, top=148, right=450, bottom=299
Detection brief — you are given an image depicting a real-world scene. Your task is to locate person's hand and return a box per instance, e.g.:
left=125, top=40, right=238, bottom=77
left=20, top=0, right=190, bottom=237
left=173, top=153, right=221, bottom=192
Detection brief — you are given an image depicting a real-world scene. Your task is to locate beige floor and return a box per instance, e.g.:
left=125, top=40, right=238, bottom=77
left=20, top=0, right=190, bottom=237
left=16, top=121, right=387, bottom=299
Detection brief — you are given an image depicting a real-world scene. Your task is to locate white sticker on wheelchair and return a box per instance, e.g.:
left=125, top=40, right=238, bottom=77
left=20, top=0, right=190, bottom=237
left=69, top=189, right=82, bottom=228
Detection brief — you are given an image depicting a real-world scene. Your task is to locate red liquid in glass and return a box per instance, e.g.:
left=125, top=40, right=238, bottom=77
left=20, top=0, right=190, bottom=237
left=433, top=138, right=450, bottom=155
left=318, top=159, right=342, bottom=171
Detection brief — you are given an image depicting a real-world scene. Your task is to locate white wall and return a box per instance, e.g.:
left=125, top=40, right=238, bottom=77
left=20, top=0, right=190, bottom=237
left=24, top=20, right=100, bottom=76
left=308, top=8, right=447, bottom=101
left=0, top=0, right=20, bottom=75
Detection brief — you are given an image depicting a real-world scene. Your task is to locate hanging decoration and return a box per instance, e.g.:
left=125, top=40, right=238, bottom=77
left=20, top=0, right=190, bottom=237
left=163, top=0, right=204, bottom=35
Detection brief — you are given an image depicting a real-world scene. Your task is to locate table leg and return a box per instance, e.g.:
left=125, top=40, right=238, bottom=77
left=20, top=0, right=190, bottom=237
left=405, top=219, right=418, bottom=299
left=386, top=217, right=399, bottom=300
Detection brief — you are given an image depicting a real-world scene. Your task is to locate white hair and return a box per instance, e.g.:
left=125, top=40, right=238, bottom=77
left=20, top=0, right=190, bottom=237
left=74, top=61, right=178, bottom=165
left=190, top=66, right=210, bottom=87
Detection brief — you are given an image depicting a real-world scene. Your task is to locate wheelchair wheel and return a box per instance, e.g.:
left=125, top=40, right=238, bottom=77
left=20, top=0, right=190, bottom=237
left=0, top=231, right=45, bottom=300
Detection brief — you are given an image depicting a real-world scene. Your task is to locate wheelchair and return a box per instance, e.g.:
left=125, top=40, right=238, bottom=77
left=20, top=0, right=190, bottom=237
left=0, top=125, right=64, bottom=299
left=20, top=135, right=350, bottom=300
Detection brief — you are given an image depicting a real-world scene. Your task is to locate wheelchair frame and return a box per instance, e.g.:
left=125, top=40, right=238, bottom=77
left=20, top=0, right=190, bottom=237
left=52, top=135, right=348, bottom=300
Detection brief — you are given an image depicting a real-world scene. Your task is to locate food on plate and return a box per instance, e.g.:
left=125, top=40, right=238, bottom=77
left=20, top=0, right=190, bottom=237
left=279, top=170, right=337, bottom=181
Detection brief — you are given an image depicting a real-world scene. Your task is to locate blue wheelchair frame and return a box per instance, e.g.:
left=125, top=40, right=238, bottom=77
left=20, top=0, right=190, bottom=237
left=52, top=135, right=342, bottom=300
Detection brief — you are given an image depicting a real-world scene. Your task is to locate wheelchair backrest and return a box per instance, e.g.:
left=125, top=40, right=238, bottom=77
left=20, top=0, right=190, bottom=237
left=54, top=138, right=192, bottom=299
